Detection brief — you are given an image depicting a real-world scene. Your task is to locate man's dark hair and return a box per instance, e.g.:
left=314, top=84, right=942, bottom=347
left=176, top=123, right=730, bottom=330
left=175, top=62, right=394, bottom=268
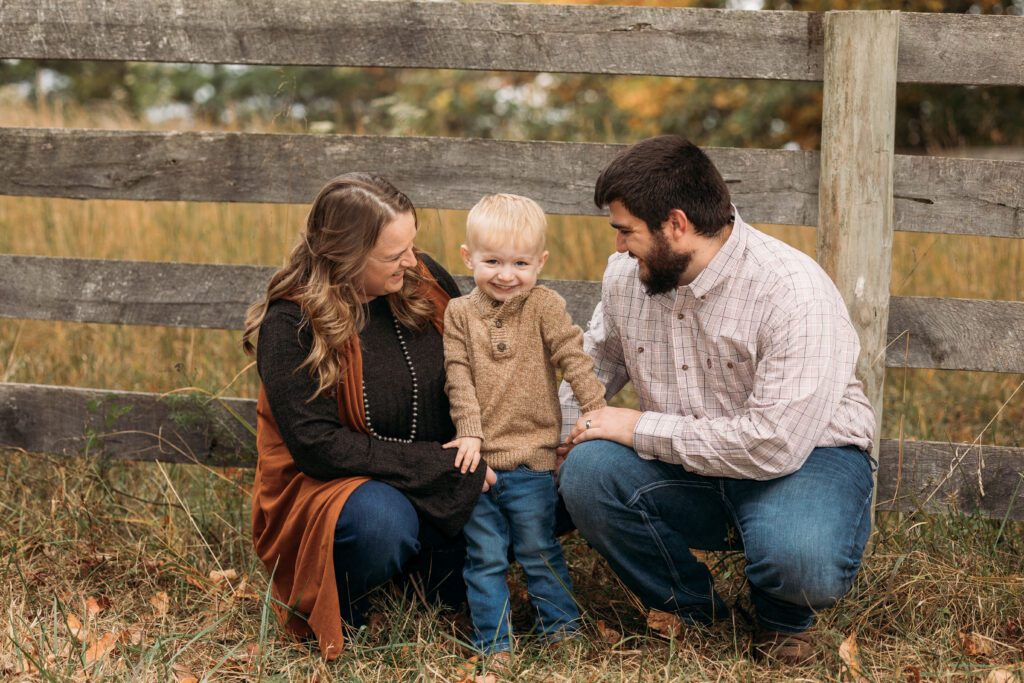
left=594, top=135, right=733, bottom=237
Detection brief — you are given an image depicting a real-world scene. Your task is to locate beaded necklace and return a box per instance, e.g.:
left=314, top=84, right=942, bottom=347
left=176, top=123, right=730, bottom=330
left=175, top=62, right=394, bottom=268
left=362, top=316, right=418, bottom=443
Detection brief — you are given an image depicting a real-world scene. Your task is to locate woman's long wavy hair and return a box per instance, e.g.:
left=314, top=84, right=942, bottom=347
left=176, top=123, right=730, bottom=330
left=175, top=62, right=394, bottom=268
left=242, top=173, right=437, bottom=399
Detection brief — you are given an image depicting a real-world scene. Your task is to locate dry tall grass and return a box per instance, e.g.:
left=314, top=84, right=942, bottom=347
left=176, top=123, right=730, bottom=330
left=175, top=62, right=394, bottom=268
left=2, top=99, right=1023, bottom=681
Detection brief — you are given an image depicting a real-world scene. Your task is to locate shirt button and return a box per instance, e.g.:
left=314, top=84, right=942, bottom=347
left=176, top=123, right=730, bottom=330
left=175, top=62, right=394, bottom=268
left=637, top=347, right=644, bottom=353
left=495, top=320, right=503, bottom=328
left=707, top=358, right=712, bottom=368
left=681, top=363, right=689, bottom=370
left=727, top=361, right=734, bottom=369
left=677, top=313, right=685, bottom=320
left=497, top=342, right=507, bottom=352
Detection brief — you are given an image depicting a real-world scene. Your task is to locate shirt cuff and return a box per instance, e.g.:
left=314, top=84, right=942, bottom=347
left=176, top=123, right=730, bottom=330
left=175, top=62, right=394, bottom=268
left=633, top=411, right=687, bottom=462
left=454, top=417, right=484, bottom=440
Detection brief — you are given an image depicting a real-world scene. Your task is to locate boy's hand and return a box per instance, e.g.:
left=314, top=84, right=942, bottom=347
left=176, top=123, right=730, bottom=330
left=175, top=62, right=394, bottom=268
left=443, top=436, right=483, bottom=474
left=482, top=465, right=497, bottom=493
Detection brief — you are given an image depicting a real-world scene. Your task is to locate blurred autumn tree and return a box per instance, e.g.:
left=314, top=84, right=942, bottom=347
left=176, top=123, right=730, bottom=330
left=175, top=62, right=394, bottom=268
left=1, top=0, right=1020, bottom=152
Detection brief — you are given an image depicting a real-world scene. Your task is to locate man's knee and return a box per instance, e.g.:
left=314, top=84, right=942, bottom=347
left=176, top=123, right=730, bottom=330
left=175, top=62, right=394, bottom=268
left=746, top=533, right=861, bottom=608
left=558, top=440, right=632, bottom=511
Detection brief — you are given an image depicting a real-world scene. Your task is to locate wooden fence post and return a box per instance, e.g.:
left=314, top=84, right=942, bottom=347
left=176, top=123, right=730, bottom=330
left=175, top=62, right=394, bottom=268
left=817, top=10, right=899, bottom=518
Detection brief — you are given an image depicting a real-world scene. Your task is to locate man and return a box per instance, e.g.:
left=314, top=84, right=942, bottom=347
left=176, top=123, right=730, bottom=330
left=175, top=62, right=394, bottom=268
left=558, top=135, right=876, bottom=664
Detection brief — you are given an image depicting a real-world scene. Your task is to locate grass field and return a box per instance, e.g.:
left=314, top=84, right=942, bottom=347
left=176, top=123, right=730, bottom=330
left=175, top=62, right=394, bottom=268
left=1, top=100, right=1022, bottom=680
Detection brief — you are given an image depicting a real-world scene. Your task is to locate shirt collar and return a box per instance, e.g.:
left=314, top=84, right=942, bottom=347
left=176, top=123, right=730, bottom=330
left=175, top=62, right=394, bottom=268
left=468, top=286, right=531, bottom=318
left=686, top=206, right=748, bottom=300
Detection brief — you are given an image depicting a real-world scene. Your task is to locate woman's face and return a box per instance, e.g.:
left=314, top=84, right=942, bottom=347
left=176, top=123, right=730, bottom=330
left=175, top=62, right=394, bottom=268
left=357, top=211, right=418, bottom=302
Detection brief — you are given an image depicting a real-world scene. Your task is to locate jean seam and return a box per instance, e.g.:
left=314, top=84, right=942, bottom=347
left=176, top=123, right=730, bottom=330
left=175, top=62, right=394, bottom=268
left=626, top=480, right=719, bottom=603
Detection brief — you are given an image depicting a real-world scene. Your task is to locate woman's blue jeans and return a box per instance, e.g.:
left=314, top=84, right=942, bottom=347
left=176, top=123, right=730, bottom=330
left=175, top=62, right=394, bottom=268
left=559, top=440, right=874, bottom=633
left=463, top=466, right=580, bottom=653
left=332, top=480, right=466, bottom=629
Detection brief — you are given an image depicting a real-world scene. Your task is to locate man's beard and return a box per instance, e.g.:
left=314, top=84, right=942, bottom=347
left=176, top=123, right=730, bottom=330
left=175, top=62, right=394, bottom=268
left=639, top=231, right=692, bottom=296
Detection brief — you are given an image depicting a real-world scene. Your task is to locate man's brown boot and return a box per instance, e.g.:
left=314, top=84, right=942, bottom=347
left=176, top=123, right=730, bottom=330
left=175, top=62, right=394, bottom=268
left=751, top=628, right=816, bottom=665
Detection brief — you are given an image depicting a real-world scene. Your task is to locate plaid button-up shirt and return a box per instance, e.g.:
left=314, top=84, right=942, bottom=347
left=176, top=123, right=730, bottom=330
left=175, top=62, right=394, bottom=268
left=560, top=211, right=875, bottom=480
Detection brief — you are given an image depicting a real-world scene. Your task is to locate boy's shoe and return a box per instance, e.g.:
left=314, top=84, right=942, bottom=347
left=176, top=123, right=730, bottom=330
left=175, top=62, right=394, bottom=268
left=751, top=628, right=817, bottom=665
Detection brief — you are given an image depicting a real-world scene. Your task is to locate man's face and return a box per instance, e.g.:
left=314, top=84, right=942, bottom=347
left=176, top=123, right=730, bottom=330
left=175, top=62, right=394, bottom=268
left=608, top=200, right=692, bottom=296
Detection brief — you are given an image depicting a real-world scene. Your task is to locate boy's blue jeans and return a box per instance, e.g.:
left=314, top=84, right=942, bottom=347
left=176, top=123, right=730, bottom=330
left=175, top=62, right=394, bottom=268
left=464, top=466, right=580, bottom=653
left=559, top=440, right=874, bottom=633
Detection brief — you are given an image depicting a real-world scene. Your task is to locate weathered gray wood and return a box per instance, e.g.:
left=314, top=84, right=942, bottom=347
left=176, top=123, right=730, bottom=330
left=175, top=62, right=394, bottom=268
left=5, top=255, right=1024, bottom=375
left=0, top=128, right=820, bottom=223
left=817, top=11, right=899, bottom=497
left=1, top=2, right=1020, bottom=85
left=4, top=383, right=1020, bottom=519
left=887, top=297, right=1024, bottom=374
left=877, top=439, right=1024, bottom=521
left=0, top=0, right=824, bottom=81
left=2, top=128, right=1022, bottom=236
left=898, top=12, right=1024, bottom=86
left=0, top=255, right=275, bottom=329
left=0, top=382, right=255, bottom=466
left=893, top=155, right=1024, bottom=238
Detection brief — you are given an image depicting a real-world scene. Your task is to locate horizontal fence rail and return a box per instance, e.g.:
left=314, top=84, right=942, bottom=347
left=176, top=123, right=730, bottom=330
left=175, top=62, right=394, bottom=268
left=1, top=2, right=1021, bottom=85
left=1, top=129, right=1022, bottom=237
left=3, top=255, right=1024, bottom=375
left=2, top=382, right=1020, bottom=520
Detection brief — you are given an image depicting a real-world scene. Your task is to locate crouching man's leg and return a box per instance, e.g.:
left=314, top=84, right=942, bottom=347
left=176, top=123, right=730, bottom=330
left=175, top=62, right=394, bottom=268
left=558, top=439, right=735, bottom=624
left=727, top=445, right=874, bottom=662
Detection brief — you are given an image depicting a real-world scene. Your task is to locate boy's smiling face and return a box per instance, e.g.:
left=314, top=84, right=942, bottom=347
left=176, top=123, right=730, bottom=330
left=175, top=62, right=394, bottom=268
left=460, top=241, right=549, bottom=302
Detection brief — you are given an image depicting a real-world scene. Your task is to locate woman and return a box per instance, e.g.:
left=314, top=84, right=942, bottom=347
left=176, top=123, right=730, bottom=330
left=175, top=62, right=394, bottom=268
left=242, top=173, right=494, bottom=659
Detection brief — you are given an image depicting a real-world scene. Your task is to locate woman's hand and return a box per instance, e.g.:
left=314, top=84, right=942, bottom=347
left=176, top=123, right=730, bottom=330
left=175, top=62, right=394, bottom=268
left=482, top=465, right=497, bottom=492
left=444, top=436, right=483, bottom=474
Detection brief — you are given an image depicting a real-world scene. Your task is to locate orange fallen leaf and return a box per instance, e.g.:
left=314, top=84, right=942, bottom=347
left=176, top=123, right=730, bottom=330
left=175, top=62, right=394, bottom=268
left=185, top=575, right=206, bottom=590
left=961, top=631, right=994, bottom=658
left=83, top=631, right=118, bottom=666
left=232, top=577, right=260, bottom=600
left=647, top=609, right=683, bottom=639
left=838, top=632, right=869, bottom=683
left=172, top=662, right=199, bottom=682
left=149, top=591, right=170, bottom=617
left=66, top=613, right=87, bottom=642
left=119, top=625, right=144, bottom=646
left=596, top=619, right=622, bottom=645
left=85, top=596, right=107, bottom=617
left=984, top=669, right=1020, bottom=683
left=209, top=568, right=238, bottom=584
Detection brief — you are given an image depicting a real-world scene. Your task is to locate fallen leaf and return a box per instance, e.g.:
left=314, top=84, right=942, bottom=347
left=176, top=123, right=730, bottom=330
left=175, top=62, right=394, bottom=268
left=455, top=655, right=479, bottom=683
left=172, top=662, right=199, bottom=682
left=185, top=575, right=206, bottom=590
left=66, top=613, right=87, bottom=642
left=905, top=664, right=922, bottom=683
left=839, top=631, right=869, bottom=683
left=647, top=609, right=683, bottom=639
left=232, top=577, right=259, bottom=600
left=209, top=568, right=238, bottom=584
left=85, top=596, right=108, bottom=616
left=596, top=619, right=622, bottom=645
left=149, top=591, right=169, bottom=617
left=83, top=631, right=118, bottom=666
left=118, top=625, right=144, bottom=646
left=984, top=670, right=1019, bottom=683
left=961, top=631, right=995, bottom=658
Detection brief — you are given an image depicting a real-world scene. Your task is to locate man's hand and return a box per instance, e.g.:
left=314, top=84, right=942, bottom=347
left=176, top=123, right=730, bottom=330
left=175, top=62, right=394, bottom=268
left=443, top=436, right=483, bottom=474
left=569, top=407, right=642, bottom=447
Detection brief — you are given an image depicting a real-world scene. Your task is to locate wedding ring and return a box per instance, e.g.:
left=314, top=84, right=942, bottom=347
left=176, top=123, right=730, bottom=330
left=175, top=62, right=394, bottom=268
left=585, top=419, right=592, bottom=429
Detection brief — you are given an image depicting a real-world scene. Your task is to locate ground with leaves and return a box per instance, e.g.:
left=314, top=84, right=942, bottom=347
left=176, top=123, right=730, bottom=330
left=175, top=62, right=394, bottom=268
left=2, top=451, right=1021, bottom=682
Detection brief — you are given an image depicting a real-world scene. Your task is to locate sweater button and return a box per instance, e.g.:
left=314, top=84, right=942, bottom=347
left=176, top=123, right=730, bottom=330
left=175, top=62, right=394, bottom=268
left=497, top=342, right=507, bottom=351
left=495, top=320, right=503, bottom=328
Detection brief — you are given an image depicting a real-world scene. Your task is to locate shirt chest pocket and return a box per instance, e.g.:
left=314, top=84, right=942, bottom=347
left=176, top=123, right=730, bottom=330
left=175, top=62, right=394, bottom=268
left=704, top=352, right=756, bottom=410
left=623, top=334, right=675, bottom=393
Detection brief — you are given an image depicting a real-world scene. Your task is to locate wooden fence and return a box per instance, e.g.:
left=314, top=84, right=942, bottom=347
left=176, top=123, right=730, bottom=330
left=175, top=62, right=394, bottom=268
left=0, top=1, right=1022, bottom=520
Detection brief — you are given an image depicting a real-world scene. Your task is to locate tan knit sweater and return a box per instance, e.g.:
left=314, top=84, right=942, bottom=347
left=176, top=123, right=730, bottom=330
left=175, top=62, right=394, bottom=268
left=443, top=285, right=607, bottom=471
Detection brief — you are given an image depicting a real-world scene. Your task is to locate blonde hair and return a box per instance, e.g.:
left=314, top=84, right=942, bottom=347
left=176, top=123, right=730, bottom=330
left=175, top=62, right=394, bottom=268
left=465, top=193, right=547, bottom=254
left=242, top=173, right=436, bottom=399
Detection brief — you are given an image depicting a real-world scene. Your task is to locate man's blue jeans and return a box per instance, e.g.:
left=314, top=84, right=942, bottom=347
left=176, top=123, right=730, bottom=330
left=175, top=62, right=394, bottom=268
left=464, top=466, right=580, bottom=653
left=559, top=441, right=874, bottom=633
left=333, top=480, right=466, bottom=629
